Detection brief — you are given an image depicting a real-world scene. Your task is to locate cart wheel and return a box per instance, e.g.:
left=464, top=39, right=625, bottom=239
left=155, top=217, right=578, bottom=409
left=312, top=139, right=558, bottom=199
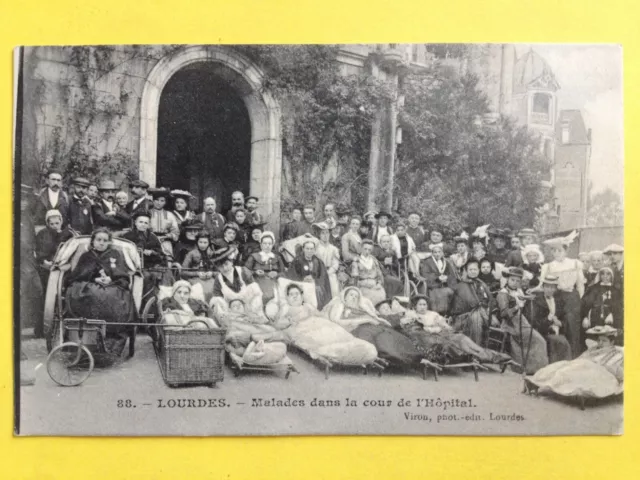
left=141, top=297, right=158, bottom=340
left=46, top=342, right=94, bottom=387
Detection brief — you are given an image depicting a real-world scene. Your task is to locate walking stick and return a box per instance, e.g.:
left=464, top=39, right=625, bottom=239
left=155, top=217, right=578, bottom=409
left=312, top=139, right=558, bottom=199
left=517, top=295, right=535, bottom=390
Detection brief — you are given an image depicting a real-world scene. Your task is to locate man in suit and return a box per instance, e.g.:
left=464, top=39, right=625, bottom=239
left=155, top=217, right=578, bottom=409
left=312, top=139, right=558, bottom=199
left=226, top=190, right=245, bottom=222
left=33, top=170, right=69, bottom=227
left=92, top=179, right=130, bottom=231
left=526, top=274, right=572, bottom=362
left=371, top=211, right=394, bottom=245
left=198, top=197, right=226, bottom=240
left=67, top=177, right=94, bottom=235
left=604, top=244, right=624, bottom=292
left=125, top=179, right=152, bottom=219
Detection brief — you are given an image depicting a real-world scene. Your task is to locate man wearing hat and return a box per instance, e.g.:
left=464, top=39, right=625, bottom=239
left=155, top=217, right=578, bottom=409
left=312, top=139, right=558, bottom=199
left=371, top=211, right=394, bottom=245
left=526, top=274, right=572, bottom=362
left=487, top=227, right=510, bottom=264
left=67, top=176, right=94, bottom=235
left=125, top=179, right=152, bottom=218
left=92, top=179, right=130, bottom=231
left=505, top=228, right=537, bottom=268
left=33, top=169, right=69, bottom=227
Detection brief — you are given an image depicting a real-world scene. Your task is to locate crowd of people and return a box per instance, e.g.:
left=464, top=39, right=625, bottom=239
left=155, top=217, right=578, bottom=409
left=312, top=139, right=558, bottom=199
left=20, top=169, right=625, bottom=398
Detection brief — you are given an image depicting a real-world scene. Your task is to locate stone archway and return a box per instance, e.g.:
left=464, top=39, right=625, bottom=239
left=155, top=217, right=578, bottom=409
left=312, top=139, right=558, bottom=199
left=139, top=45, right=282, bottom=231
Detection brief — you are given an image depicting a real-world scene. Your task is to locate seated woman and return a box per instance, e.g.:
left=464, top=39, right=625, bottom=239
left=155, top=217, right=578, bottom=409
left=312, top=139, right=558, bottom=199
left=478, top=258, right=500, bottom=295
left=450, top=259, right=494, bottom=345
left=65, top=228, right=136, bottom=356
left=241, top=222, right=266, bottom=263
left=245, top=231, right=285, bottom=304
left=211, top=249, right=263, bottom=316
left=212, top=223, right=240, bottom=254
left=526, top=325, right=623, bottom=402
left=416, top=243, right=458, bottom=314
left=287, top=240, right=332, bottom=309
left=581, top=266, right=623, bottom=346
left=232, top=209, right=252, bottom=247
left=395, top=296, right=512, bottom=366
left=496, top=267, right=549, bottom=374
left=323, top=287, right=424, bottom=368
left=35, top=209, right=74, bottom=289
left=160, top=280, right=218, bottom=330
left=522, top=244, right=544, bottom=291
left=181, top=231, right=216, bottom=302
left=257, top=284, right=379, bottom=366
left=351, top=239, right=387, bottom=306
left=173, top=219, right=203, bottom=264
left=374, top=234, right=404, bottom=298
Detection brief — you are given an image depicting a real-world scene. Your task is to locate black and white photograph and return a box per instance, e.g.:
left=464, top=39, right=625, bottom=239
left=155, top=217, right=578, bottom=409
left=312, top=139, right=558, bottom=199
left=14, top=43, right=624, bottom=436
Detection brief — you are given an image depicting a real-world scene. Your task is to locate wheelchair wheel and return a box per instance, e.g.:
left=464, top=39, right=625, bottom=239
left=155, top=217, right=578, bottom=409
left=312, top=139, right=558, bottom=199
left=45, top=318, right=63, bottom=353
left=141, top=296, right=159, bottom=342
left=46, top=342, right=94, bottom=387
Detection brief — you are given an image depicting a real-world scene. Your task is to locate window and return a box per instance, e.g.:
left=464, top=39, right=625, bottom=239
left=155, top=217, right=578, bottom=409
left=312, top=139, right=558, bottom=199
left=531, top=93, right=552, bottom=124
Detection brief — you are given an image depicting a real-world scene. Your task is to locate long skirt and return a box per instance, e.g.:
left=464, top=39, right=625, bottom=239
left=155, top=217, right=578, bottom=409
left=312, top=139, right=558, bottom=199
left=285, top=316, right=378, bottom=365
left=405, top=328, right=511, bottom=365
left=66, top=281, right=136, bottom=356
left=546, top=334, right=572, bottom=363
left=557, top=290, right=582, bottom=358
left=452, top=307, right=488, bottom=345
left=351, top=323, right=423, bottom=368
left=502, top=316, right=549, bottom=374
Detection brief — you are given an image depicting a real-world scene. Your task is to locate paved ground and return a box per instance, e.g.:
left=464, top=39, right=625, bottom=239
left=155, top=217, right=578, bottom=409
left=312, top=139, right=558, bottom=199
left=17, top=334, right=623, bottom=436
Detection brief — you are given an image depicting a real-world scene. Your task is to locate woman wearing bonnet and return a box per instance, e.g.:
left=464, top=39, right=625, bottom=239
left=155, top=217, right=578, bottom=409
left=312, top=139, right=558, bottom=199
left=244, top=231, right=285, bottom=304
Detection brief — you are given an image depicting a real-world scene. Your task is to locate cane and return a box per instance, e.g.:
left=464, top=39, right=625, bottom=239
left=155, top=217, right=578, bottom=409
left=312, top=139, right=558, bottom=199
left=517, top=295, right=535, bottom=385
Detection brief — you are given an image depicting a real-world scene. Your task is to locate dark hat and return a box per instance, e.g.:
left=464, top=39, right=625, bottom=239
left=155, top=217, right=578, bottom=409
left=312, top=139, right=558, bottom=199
left=375, top=298, right=394, bottom=310
left=72, top=177, right=91, bottom=187
left=336, top=205, right=353, bottom=216
left=182, top=219, right=204, bottom=230
left=170, top=189, right=193, bottom=201
left=453, top=235, right=470, bottom=245
left=407, top=211, right=422, bottom=218
left=148, top=187, right=171, bottom=199
left=132, top=210, right=151, bottom=221
left=585, top=325, right=618, bottom=337
left=488, top=227, right=509, bottom=239
left=410, top=294, right=429, bottom=306
left=212, top=245, right=239, bottom=265
left=250, top=222, right=267, bottom=231
left=501, top=267, right=525, bottom=279
left=375, top=211, right=392, bottom=220
left=98, top=180, right=117, bottom=191
left=129, top=179, right=149, bottom=189
left=245, top=196, right=259, bottom=203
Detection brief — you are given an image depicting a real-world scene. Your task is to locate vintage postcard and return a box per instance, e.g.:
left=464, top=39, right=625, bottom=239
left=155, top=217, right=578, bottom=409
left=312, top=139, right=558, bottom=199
left=14, top=43, right=623, bottom=436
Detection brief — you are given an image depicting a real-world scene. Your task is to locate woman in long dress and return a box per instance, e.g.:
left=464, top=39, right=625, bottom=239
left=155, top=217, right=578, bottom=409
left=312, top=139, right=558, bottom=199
left=244, top=231, right=285, bottom=304
left=314, top=221, right=342, bottom=298
left=351, top=239, right=387, bottom=306
left=181, top=231, right=216, bottom=302
left=416, top=243, right=458, bottom=314
left=395, top=296, right=512, bottom=365
left=541, top=233, right=586, bottom=357
left=36, top=209, right=74, bottom=289
left=255, top=284, right=378, bottom=366
left=65, top=228, right=136, bottom=356
left=323, top=287, right=425, bottom=368
left=526, top=325, right=623, bottom=403
left=341, top=216, right=363, bottom=264
left=496, top=267, right=549, bottom=374
left=450, top=259, right=494, bottom=345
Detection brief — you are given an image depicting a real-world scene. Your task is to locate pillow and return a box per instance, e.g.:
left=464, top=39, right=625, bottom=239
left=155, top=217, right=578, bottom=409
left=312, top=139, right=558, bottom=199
left=277, top=277, right=317, bottom=309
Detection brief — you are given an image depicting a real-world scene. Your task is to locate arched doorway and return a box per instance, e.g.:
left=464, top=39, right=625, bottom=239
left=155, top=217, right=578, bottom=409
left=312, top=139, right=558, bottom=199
left=156, top=65, right=251, bottom=212
left=139, top=46, right=282, bottom=229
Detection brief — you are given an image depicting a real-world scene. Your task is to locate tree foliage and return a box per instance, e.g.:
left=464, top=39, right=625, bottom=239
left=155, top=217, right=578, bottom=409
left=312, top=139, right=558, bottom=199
left=396, top=67, right=550, bottom=235
left=586, top=187, right=624, bottom=226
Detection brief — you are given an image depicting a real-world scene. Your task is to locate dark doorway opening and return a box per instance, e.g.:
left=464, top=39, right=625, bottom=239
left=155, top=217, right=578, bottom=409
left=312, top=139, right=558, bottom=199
left=157, top=63, right=251, bottom=213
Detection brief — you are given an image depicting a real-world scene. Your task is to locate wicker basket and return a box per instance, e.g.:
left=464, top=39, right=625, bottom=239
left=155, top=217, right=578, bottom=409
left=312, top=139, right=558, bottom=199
left=155, top=325, right=227, bottom=387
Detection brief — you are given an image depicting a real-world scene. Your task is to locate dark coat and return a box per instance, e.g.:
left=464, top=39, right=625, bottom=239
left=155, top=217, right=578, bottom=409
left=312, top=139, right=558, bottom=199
left=67, top=195, right=93, bottom=235
left=33, top=188, right=70, bottom=226
left=35, top=227, right=74, bottom=264
left=196, top=212, right=226, bottom=240
left=66, top=247, right=130, bottom=289
left=580, top=283, right=623, bottom=329
left=287, top=254, right=332, bottom=309
left=405, top=226, right=425, bottom=249
left=419, top=256, right=458, bottom=290
left=125, top=197, right=153, bottom=218
left=450, top=278, right=494, bottom=316
left=527, top=292, right=565, bottom=336
left=374, top=245, right=399, bottom=276
left=212, top=267, right=254, bottom=297
left=505, top=249, right=524, bottom=268
left=121, top=229, right=164, bottom=268
left=92, top=199, right=130, bottom=230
